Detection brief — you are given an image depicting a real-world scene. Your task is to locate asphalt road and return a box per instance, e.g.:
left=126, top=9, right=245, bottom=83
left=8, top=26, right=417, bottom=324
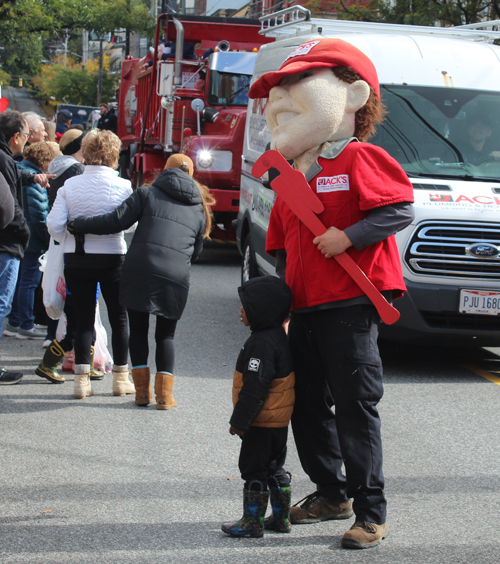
left=2, top=86, right=47, bottom=116
left=1, top=242, right=500, bottom=564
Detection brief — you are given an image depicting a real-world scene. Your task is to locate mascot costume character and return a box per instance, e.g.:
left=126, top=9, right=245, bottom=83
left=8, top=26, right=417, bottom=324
left=248, top=38, right=414, bottom=549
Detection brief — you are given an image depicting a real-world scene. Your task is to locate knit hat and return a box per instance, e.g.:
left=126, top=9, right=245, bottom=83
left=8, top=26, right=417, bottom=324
left=59, top=129, right=85, bottom=156
left=249, top=38, right=380, bottom=99
left=165, top=154, right=194, bottom=177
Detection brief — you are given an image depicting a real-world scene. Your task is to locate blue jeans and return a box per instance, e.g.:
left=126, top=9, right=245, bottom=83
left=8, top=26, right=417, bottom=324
left=9, top=253, right=43, bottom=331
left=0, top=252, right=21, bottom=350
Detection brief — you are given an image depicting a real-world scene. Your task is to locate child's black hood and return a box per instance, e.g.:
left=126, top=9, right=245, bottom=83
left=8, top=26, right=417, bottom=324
left=238, top=276, right=292, bottom=332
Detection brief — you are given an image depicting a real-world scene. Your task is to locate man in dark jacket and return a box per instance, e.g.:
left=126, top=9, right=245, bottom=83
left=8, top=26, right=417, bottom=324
left=0, top=171, right=14, bottom=229
left=222, top=276, right=295, bottom=539
left=0, top=111, right=31, bottom=384
left=97, top=104, right=117, bottom=134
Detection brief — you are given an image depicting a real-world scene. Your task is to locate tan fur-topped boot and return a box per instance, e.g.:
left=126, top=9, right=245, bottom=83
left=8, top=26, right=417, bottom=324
left=112, top=364, right=136, bottom=396
left=154, top=373, right=177, bottom=410
left=74, top=364, right=94, bottom=399
left=131, top=367, right=152, bottom=406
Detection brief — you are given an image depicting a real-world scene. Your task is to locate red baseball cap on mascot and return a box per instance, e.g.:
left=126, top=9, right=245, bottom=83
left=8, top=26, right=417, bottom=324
left=249, top=38, right=380, bottom=99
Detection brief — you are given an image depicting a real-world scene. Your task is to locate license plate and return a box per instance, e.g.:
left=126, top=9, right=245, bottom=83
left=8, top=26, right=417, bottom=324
left=459, top=290, right=500, bottom=316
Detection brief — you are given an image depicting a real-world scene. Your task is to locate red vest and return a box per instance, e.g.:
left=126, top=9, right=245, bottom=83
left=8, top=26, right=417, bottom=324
left=266, top=142, right=414, bottom=311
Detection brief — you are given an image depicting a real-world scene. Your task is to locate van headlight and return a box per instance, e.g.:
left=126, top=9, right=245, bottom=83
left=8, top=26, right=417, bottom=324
left=196, top=150, right=232, bottom=171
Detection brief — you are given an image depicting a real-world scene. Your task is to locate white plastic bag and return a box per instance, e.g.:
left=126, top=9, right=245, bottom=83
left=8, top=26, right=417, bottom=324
left=56, top=312, right=67, bottom=342
left=94, top=301, right=113, bottom=373
left=41, top=234, right=67, bottom=320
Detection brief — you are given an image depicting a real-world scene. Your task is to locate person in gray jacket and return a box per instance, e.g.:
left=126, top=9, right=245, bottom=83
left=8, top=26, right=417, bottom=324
left=68, top=154, right=215, bottom=410
left=47, top=129, right=85, bottom=209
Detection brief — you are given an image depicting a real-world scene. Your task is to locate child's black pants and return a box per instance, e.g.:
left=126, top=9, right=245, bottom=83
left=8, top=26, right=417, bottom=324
left=239, top=426, right=290, bottom=489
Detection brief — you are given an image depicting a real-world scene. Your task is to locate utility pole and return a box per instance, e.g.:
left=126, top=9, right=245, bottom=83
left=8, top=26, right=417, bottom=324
left=63, top=33, right=69, bottom=66
left=125, top=0, right=131, bottom=57
left=82, top=30, right=89, bottom=65
left=97, top=37, right=103, bottom=105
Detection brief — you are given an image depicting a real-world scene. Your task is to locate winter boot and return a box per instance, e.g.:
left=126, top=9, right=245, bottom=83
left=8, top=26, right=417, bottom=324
left=112, top=364, right=135, bottom=396
left=89, top=345, right=104, bottom=381
left=61, top=350, right=75, bottom=373
left=264, top=484, right=292, bottom=533
left=74, top=364, right=93, bottom=399
left=35, top=340, right=66, bottom=384
left=132, top=367, right=152, bottom=406
left=154, top=373, right=176, bottom=410
left=221, top=486, right=269, bottom=538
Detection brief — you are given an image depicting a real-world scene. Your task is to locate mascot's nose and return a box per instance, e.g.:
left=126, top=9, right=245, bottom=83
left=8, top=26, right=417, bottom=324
left=269, top=84, right=287, bottom=102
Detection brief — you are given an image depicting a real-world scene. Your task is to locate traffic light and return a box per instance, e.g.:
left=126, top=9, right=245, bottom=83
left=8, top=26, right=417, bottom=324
left=18, top=78, right=23, bottom=87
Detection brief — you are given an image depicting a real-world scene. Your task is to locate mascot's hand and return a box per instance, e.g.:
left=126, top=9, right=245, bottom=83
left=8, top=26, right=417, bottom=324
left=314, top=226, right=352, bottom=258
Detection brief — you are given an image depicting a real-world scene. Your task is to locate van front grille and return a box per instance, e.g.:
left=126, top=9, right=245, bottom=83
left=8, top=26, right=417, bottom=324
left=404, top=221, right=500, bottom=278
left=422, top=311, right=500, bottom=330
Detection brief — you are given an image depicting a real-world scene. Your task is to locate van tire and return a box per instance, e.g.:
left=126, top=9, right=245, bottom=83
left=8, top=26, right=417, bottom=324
left=241, top=234, right=259, bottom=284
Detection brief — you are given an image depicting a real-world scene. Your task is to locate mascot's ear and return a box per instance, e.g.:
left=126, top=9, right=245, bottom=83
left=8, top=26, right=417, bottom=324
left=346, top=80, right=370, bottom=113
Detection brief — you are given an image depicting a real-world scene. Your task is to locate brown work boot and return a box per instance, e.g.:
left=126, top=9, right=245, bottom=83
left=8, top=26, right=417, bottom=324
left=341, top=521, right=390, bottom=549
left=290, top=492, right=353, bottom=524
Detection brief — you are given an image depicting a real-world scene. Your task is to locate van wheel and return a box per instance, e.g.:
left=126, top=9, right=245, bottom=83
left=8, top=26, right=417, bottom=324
left=241, top=235, right=259, bottom=284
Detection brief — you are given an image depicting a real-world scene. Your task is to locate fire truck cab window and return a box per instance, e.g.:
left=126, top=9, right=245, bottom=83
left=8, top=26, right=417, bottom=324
left=208, top=71, right=251, bottom=107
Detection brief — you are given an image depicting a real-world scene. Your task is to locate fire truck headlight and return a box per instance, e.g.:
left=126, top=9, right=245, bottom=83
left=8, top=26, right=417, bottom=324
left=197, top=150, right=214, bottom=169
left=196, top=150, right=232, bottom=171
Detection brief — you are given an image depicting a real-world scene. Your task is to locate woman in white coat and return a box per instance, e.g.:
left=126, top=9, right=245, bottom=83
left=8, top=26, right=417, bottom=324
left=47, top=129, right=135, bottom=399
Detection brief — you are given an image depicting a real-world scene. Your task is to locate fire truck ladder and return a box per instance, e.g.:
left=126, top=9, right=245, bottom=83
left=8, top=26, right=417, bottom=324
left=259, top=5, right=500, bottom=42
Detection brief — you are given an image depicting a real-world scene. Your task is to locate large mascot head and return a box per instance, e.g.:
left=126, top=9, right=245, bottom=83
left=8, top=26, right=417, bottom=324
left=249, top=38, right=384, bottom=162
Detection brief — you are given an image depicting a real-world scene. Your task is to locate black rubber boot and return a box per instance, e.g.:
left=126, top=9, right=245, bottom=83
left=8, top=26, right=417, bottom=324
left=90, top=345, right=104, bottom=380
left=35, top=340, right=66, bottom=384
left=221, top=483, right=269, bottom=538
left=264, top=485, right=292, bottom=533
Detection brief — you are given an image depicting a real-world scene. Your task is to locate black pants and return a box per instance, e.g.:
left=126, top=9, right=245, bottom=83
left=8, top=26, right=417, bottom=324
left=56, top=293, right=78, bottom=352
left=64, top=261, right=128, bottom=366
left=127, top=309, right=177, bottom=373
left=289, top=304, right=386, bottom=524
left=238, top=426, right=290, bottom=489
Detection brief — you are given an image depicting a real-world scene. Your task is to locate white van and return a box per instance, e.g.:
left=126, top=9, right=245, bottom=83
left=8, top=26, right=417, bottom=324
left=236, top=6, right=500, bottom=347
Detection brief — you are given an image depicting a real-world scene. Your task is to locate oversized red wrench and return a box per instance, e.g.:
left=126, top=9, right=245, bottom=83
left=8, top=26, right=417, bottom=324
left=252, top=150, right=400, bottom=325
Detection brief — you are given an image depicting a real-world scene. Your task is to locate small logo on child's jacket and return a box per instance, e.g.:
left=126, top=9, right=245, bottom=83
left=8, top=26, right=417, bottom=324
left=317, top=175, right=350, bottom=193
left=248, top=358, right=261, bottom=372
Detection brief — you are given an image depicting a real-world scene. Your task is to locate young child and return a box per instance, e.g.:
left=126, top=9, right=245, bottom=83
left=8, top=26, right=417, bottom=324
left=221, top=275, right=295, bottom=538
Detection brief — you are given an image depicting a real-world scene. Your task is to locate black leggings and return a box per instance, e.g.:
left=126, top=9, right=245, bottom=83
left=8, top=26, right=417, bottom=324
left=57, top=293, right=96, bottom=353
left=64, top=264, right=129, bottom=366
left=127, top=309, right=177, bottom=373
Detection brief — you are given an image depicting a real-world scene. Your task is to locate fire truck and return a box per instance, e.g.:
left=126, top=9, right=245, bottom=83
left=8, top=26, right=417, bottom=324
left=116, top=14, right=273, bottom=240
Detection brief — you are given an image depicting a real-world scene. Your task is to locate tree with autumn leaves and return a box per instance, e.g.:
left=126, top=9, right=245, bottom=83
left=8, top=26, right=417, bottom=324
left=31, top=52, right=119, bottom=107
left=0, top=0, right=155, bottom=105
left=304, top=0, right=500, bottom=26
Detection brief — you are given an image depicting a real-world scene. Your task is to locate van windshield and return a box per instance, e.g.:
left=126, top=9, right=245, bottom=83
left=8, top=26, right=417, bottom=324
left=207, top=71, right=251, bottom=107
left=371, top=86, right=500, bottom=180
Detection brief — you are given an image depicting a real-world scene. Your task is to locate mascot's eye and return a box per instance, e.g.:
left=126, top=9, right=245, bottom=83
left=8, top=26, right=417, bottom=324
left=281, top=71, right=314, bottom=87
left=298, top=72, right=313, bottom=81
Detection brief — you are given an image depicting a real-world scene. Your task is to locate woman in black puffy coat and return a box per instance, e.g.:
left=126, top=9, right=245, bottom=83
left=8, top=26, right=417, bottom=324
left=69, top=155, right=214, bottom=410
